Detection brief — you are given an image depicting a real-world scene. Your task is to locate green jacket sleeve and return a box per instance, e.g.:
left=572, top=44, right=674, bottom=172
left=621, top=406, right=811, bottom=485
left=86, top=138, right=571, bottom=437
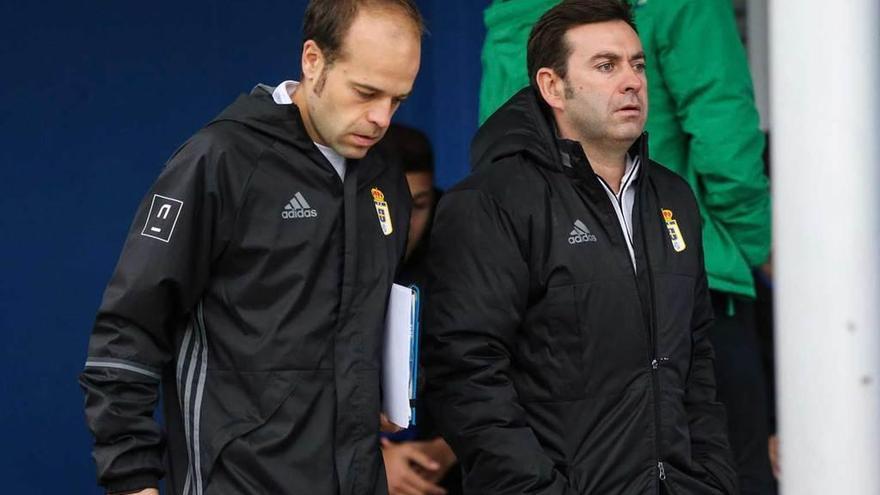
left=652, top=0, right=771, bottom=267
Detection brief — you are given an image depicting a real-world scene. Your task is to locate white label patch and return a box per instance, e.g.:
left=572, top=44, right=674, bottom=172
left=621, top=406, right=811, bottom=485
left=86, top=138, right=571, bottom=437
left=141, top=194, right=183, bottom=242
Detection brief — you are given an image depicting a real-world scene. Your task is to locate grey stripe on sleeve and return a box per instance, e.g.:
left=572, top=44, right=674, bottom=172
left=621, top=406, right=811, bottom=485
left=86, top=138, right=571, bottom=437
left=192, top=301, right=209, bottom=495
left=176, top=322, right=196, bottom=495
left=84, top=359, right=162, bottom=381
left=182, top=320, right=200, bottom=495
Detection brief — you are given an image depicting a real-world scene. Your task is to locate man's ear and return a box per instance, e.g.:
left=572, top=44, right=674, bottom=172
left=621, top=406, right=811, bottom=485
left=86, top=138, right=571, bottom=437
left=300, top=40, right=326, bottom=83
left=536, top=67, right=566, bottom=111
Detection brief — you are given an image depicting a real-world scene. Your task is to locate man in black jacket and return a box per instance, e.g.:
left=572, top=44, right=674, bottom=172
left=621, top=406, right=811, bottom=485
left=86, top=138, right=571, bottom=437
left=423, top=1, right=736, bottom=494
left=79, top=1, right=422, bottom=494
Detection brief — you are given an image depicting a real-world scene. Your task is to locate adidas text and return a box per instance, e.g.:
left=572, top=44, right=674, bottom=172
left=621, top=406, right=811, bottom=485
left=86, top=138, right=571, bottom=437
left=282, top=209, right=317, bottom=219
left=569, top=233, right=597, bottom=244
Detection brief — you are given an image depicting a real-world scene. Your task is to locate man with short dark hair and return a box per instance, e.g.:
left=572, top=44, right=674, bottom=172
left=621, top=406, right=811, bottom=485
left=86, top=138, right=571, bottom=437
left=79, top=1, right=422, bottom=494
left=481, top=1, right=775, bottom=492
left=423, top=1, right=737, bottom=493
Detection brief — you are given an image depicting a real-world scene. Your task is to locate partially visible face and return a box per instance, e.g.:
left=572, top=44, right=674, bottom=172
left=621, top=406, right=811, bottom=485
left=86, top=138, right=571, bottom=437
left=558, top=20, right=647, bottom=146
left=298, top=8, right=421, bottom=159
left=404, top=170, right=435, bottom=260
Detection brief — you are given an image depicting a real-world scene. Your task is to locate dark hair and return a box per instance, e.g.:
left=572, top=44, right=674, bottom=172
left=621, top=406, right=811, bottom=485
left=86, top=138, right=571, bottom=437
left=377, top=124, right=434, bottom=173
left=527, top=0, right=636, bottom=89
left=302, top=0, right=425, bottom=65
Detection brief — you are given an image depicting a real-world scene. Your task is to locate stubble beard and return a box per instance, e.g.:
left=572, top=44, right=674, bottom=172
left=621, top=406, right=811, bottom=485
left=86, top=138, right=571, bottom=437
left=564, top=81, right=576, bottom=100
left=563, top=80, right=603, bottom=144
left=564, top=80, right=645, bottom=146
left=313, top=65, right=330, bottom=96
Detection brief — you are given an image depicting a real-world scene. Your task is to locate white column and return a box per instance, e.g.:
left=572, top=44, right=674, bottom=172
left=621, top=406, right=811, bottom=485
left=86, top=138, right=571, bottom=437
left=770, top=1, right=880, bottom=494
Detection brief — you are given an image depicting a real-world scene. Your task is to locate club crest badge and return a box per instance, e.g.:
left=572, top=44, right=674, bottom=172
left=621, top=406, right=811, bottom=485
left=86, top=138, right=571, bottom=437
left=662, top=209, right=686, bottom=252
left=371, top=187, right=393, bottom=236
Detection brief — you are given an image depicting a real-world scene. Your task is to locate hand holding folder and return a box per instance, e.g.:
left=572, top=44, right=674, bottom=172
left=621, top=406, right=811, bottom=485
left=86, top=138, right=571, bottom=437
left=382, top=284, right=421, bottom=429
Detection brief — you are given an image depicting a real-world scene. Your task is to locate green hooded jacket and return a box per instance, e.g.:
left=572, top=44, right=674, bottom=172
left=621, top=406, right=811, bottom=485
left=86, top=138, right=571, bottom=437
left=479, top=0, right=771, bottom=298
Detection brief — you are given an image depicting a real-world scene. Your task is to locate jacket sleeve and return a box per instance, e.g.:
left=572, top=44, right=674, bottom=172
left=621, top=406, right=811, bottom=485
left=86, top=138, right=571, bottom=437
left=78, top=134, right=236, bottom=493
left=423, top=188, right=573, bottom=495
left=684, top=242, right=739, bottom=494
left=653, top=0, right=771, bottom=267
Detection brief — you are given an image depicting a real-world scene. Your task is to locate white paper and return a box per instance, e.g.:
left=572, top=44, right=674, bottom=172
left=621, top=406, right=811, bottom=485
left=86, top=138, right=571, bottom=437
left=382, top=283, right=415, bottom=428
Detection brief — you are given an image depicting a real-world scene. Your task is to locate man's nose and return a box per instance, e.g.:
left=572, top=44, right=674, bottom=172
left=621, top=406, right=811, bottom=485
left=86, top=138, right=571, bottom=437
left=366, top=99, right=394, bottom=129
left=621, top=66, right=644, bottom=94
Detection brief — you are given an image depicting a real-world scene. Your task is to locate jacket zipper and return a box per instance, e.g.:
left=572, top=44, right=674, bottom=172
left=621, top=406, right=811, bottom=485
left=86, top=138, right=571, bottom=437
left=572, top=134, right=667, bottom=490
left=627, top=205, right=666, bottom=492
left=633, top=137, right=668, bottom=492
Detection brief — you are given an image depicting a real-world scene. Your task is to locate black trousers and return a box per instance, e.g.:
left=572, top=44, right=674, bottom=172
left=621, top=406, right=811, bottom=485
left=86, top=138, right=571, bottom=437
left=709, top=291, right=776, bottom=495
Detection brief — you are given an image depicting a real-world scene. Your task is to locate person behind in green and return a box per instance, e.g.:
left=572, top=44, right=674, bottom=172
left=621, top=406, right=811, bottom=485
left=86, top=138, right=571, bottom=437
left=479, top=1, right=773, bottom=494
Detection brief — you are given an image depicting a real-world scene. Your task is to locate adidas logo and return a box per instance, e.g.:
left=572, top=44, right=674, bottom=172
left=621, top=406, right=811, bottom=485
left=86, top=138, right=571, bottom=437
left=281, top=192, right=318, bottom=219
left=568, top=219, right=597, bottom=244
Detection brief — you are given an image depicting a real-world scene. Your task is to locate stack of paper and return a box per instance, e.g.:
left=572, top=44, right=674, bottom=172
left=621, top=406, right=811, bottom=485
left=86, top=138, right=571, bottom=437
left=382, top=283, right=421, bottom=429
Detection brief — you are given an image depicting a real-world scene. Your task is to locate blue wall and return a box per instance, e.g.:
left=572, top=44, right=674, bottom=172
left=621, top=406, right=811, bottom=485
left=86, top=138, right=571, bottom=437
left=0, top=1, right=487, bottom=492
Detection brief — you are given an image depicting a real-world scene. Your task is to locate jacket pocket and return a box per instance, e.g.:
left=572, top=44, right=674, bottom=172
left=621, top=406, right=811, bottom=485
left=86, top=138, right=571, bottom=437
left=653, top=272, right=697, bottom=386
left=196, top=369, right=336, bottom=494
left=518, top=284, right=585, bottom=400
left=203, top=370, right=299, bottom=470
left=662, top=462, right=727, bottom=495
left=572, top=279, right=649, bottom=396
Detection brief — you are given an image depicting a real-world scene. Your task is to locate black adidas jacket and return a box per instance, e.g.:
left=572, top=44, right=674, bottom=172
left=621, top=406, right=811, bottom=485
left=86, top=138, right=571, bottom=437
left=422, top=88, right=737, bottom=494
left=79, top=86, right=410, bottom=494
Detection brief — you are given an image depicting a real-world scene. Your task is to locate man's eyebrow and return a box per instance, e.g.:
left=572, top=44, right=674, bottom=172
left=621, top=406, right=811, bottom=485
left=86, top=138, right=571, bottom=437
left=589, top=51, right=646, bottom=62
left=590, top=51, right=621, bottom=62
left=353, top=82, right=410, bottom=100
left=353, top=82, right=382, bottom=93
